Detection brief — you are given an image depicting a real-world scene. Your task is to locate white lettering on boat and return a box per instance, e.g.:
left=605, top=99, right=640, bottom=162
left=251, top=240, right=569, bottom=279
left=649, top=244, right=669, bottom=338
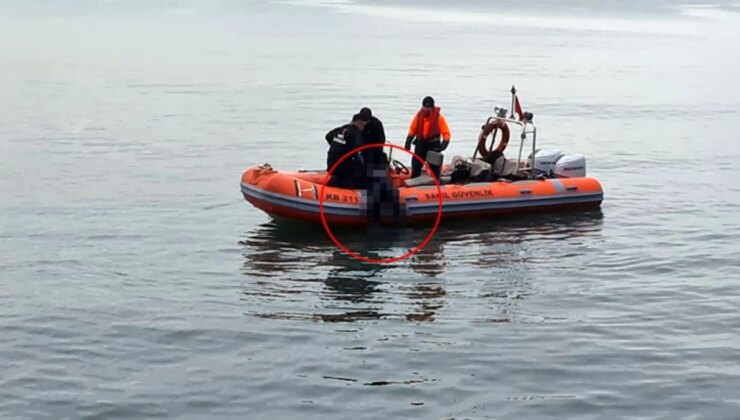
left=424, top=190, right=494, bottom=200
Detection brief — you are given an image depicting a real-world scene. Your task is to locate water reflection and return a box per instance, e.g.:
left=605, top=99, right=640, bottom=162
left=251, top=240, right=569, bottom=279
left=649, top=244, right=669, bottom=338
left=433, top=210, right=604, bottom=269
left=323, top=271, right=381, bottom=304
left=408, top=239, right=446, bottom=278
left=317, top=250, right=389, bottom=322
left=238, top=210, right=603, bottom=323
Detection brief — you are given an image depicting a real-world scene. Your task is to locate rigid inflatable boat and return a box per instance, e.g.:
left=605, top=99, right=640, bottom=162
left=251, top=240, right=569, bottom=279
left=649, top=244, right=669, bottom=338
left=241, top=94, right=604, bottom=226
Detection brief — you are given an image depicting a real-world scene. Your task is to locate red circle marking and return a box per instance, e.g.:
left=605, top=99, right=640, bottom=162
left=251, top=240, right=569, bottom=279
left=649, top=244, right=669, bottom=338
left=318, top=142, right=443, bottom=264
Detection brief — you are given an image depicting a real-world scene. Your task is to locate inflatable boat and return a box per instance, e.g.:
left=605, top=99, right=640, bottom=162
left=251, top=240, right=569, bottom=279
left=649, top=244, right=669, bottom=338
left=241, top=94, right=604, bottom=226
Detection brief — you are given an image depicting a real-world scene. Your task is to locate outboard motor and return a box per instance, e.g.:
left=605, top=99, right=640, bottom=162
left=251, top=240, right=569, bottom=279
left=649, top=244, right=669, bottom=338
left=529, top=149, right=564, bottom=177
left=553, top=154, right=586, bottom=178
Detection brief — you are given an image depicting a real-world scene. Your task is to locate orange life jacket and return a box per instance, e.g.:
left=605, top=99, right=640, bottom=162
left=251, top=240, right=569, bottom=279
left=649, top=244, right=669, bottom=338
left=411, top=106, right=441, bottom=140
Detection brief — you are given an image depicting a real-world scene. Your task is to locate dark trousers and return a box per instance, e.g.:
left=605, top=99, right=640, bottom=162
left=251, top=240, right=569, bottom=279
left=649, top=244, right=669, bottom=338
left=328, top=175, right=361, bottom=189
left=411, top=140, right=441, bottom=179
left=327, top=159, right=364, bottom=189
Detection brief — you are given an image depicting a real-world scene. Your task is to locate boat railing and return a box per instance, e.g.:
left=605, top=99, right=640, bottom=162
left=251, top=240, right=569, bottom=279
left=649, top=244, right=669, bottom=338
left=498, top=116, right=538, bottom=178
left=469, top=114, right=538, bottom=179
left=383, top=111, right=539, bottom=179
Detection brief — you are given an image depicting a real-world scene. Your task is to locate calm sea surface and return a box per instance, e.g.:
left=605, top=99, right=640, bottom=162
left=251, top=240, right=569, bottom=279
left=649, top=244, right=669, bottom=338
left=2, top=0, right=740, bottom=418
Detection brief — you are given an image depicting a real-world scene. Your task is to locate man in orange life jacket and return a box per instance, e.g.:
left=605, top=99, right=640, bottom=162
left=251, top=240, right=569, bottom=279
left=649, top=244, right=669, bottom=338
left=404, top=96, right=451, bottom=179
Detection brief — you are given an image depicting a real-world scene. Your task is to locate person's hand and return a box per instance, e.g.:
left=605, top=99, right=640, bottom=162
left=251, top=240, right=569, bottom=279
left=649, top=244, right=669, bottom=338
left=429, top=140, right=446, bottom=152
left=404, top=136, right=414, bottom=150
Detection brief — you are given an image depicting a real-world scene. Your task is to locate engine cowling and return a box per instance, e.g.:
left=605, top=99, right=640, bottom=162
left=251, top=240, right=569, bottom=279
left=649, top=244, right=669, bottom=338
left=553, top=154, right=586, bottom=178
left=529, top=149, right=564, bottom=177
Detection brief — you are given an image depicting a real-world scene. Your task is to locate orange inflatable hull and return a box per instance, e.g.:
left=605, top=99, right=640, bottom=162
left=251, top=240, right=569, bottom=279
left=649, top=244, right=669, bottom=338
left=240, top=164, right=603, bottom=226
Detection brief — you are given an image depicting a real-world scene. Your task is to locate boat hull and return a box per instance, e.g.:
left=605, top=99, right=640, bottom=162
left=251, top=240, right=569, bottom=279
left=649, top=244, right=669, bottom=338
left=240, top=165, right=603, bottom=226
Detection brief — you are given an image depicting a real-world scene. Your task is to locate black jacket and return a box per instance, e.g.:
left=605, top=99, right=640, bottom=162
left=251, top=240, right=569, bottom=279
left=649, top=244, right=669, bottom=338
left=325, top=123, right=365, bottom=177
left=361, top=116, right=386, bottom=144
left=361, top=116, right=387, bottom=166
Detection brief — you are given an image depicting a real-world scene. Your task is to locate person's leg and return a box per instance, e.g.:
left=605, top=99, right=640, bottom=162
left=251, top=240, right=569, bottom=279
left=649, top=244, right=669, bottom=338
left=430, top=161, right=441, bottom=180
left=337, top=177, right=352, bottom=189
left=410, top=144, right=421, bottom=178
left=392, top=188, right=402, bottom=226
left=384, top=176, right=403, bottom=226
left=327, top=175, right=336, bottom=187
left=425, top=140, right=443, bottom=181
left=334, top=163, right=355, bottom=189
left=371, top=178, right=382, bottom=224
left=364, top=167, right=381, bottom=224
left=411, top=141, right=428, bottom=178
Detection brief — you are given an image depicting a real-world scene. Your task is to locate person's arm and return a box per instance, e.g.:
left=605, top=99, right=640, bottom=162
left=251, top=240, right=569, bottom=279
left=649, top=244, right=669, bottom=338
left=405, top=114, right=418, bottom=149
left=325, top=127, right=339, bottom=144
left=376, top=119, right=386, bottom=143
left=348, top=128, right=365, bottom=165
left=438, top=115, right=451, bottom=142
left=430, top=115, right=450, bottom=151
left=407, top=114, right=418, bottom=138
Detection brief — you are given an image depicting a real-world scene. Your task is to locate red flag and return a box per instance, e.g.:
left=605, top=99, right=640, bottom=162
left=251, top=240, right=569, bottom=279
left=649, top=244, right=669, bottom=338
left=514, top=95, right=524, bottom=121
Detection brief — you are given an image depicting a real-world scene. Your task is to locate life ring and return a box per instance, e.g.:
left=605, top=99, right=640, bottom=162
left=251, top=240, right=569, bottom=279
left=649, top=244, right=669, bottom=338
left=477, top=118, right=510, bottom=161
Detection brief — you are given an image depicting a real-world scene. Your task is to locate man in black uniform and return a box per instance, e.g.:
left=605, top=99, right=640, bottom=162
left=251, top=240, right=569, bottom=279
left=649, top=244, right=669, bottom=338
left=358, top=107, right=387, bottom=167
left=325, top=113, right=369, bottom=189
left=357, top=107, right=402, bottom=226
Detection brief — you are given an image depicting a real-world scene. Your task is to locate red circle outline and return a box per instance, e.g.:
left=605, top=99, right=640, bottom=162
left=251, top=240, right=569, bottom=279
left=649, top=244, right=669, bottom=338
left=319, top=143, right=443, bottom=264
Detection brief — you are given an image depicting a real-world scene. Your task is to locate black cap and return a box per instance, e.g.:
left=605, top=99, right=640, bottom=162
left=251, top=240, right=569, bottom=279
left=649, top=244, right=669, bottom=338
left=359, top=107, right=372, bottom=119
left=422, top=96, right=434, bottom=107
left=353, top=112, right=370, bottom=122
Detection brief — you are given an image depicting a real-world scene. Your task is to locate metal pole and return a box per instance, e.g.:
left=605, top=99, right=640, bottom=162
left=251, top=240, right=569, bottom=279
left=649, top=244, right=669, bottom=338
left=510, top=85, right=516, bottom=120
left=514, top=126, right=524, bottom=175
left=489, top=127, right=499, bottom=153
left=531, top=125, right=537, bottom=179
left=473, top=116, right=491, bottom=160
